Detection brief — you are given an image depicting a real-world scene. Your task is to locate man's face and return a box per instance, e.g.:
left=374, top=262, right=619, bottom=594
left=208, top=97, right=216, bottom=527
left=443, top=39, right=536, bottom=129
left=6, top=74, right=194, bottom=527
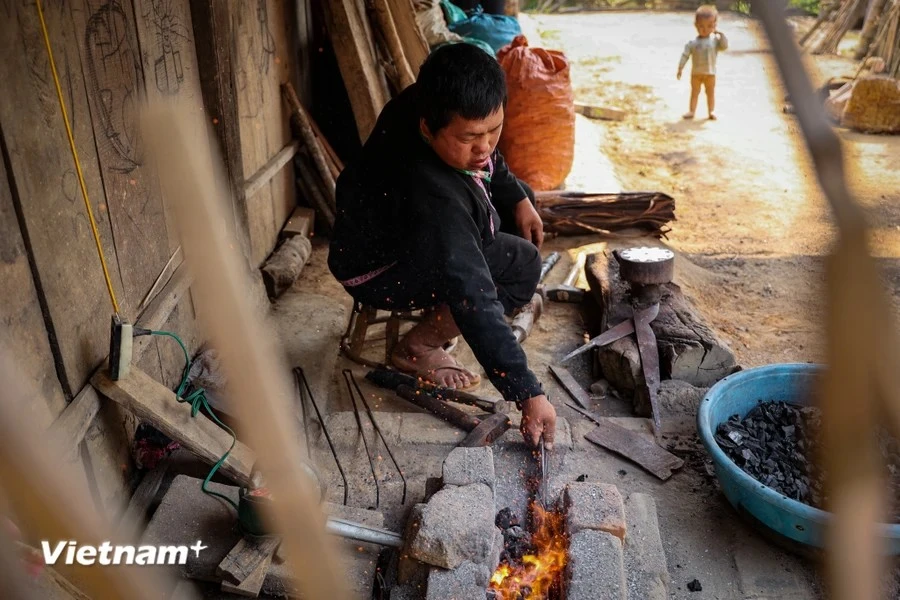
left=422, top=106, right=504, bottom=171
left=696, top=16, right=716, bottom=37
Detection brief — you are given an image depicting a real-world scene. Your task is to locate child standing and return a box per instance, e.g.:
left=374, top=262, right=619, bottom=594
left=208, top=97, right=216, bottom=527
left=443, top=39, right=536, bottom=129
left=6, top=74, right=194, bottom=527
left=677, top=5, right=728, bottom=120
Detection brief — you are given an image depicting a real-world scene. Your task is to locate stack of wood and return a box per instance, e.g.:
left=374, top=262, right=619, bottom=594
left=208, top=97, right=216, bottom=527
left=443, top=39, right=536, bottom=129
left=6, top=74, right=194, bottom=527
left=324, top=0, right=430, bottom=142
left=858, top=0, right=900, bottom=77
left=535, top=191, right=676, bottom=238
left=803, top=0, right=899, bottom=66
left=282, top=82, right=342, bottom=231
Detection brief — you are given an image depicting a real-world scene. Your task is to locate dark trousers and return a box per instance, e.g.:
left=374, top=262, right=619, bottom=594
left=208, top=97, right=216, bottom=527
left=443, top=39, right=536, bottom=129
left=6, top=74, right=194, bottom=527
left=348, top=183, right=540, bottom=316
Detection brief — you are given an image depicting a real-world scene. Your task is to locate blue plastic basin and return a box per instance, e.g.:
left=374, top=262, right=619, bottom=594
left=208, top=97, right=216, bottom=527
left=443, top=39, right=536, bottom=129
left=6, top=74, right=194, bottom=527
left=697, top=363, right=900, bottom=554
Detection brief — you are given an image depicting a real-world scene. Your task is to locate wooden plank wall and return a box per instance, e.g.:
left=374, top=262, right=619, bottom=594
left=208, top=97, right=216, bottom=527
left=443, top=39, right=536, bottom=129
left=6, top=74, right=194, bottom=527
left=0, top=0, right=308, bottom=517
left=0, top=0, right=210, bottom=517
left=233, top=0, right=301, bottom=265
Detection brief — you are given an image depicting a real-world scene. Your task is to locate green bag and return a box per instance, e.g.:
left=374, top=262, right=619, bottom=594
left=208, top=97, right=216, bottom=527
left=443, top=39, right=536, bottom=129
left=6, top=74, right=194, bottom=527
left=440, top=0, right=467, bottom=25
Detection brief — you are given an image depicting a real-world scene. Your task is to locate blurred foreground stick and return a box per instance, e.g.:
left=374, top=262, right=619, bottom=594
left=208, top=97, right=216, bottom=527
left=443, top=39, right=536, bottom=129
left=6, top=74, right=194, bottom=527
left=754, top=2, right=900, bottom=599
left=143, top=102, right=347, bottom=599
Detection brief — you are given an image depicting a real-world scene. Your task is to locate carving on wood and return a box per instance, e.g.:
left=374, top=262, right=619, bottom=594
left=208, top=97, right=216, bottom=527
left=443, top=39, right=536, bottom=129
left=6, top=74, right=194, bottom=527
left=143, top=0, right=190, bottom=95
left=84, top=0, right=144, bottom=173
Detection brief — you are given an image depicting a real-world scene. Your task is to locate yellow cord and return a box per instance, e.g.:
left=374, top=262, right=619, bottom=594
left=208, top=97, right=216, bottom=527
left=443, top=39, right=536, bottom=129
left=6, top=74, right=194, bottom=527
left=35, top=0, right=120, bottom=316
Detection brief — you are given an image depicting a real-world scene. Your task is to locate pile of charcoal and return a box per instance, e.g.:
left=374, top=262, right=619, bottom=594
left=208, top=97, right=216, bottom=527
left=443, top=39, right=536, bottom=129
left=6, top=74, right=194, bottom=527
left=495, top=507, right=534, bottom=565
left=717, top=401, right=900, bottom=521
left=715, top=401, right=826, bottom=507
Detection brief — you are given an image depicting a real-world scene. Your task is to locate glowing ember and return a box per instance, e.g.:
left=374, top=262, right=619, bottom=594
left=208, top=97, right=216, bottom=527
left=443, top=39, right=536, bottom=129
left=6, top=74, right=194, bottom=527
left=489, top=505, right=568, bottom=600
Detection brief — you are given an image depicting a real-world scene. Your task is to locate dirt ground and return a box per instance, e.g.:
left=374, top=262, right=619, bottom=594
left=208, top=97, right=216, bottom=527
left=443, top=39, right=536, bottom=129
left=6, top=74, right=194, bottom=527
left=530, top=10, right=900, bottom=369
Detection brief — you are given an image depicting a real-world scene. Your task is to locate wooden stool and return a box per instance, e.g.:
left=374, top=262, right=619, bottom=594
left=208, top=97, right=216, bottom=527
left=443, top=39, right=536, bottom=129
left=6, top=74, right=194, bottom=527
left=340, top=303, right=421, bottom=369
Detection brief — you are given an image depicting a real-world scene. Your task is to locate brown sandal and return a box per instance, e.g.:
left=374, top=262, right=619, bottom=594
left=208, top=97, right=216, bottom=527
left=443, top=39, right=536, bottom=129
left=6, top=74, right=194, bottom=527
left=391, top=347, right=482, bottom=391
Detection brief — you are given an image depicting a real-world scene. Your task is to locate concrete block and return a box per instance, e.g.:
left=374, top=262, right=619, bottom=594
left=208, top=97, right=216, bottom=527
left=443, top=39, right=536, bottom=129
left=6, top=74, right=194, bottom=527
left=399, top=413, right=468, bottom=445
left=442, top=447, right=495, bottom=491
left=143, top=475, right=381, bottom=599
left=623, top=493, right=669, bottom=600
left=407, top=484, right=495, bottom=569
left=322, top=411, right=402, bottom=447
left=426, top=562, right=490, bottom=600
left=733, top=534, right=814, bottom=599
left=564, top=482, right=626, bottom=540
left=565, top=530, right=626, bottom=600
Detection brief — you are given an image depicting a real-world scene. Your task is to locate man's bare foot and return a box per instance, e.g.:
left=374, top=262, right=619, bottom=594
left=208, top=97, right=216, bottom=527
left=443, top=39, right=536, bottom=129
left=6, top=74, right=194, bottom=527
left=683, top=112, right=695, bottom=119
left=708, top=113, right=717, bottom=120
left=391, top=345, right=481, bottom=390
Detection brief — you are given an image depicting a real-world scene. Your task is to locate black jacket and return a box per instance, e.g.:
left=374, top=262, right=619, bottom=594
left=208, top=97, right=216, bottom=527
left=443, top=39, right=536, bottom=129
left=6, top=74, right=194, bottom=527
left=328, top=85, right=543, bottom=403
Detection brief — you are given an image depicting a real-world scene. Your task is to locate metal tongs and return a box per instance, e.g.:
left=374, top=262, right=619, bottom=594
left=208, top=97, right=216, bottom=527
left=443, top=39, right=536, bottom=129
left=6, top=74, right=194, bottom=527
left=539, top=438, right=550, bottom=508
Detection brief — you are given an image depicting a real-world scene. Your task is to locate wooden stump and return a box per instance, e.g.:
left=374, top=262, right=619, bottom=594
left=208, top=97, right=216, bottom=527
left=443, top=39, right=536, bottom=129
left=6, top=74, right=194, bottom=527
left=585, top=248, right=736, bottom=416
left=261, top=235, right=312, bottom=299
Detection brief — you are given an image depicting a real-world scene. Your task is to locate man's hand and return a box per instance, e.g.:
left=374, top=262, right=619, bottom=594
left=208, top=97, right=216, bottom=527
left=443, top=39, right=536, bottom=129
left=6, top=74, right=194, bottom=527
left=514, top=198, right=544, bottom=249
left=676, top=69, right=682, bottom=80
left=520, top=395, right=556, bottom=449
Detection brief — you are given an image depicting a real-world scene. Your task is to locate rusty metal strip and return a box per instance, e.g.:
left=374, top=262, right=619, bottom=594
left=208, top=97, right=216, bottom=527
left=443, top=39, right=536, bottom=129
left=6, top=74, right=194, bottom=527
left=560, top=317, right=636, bottom=363
left=633, top=303, right=662, bottom=436
left=548, top=364, right=592, bottom=410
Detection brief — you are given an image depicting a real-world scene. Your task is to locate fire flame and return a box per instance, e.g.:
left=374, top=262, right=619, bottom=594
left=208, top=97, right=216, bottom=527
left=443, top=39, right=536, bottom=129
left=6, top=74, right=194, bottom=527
left=489, top=505, right=568, bottom=600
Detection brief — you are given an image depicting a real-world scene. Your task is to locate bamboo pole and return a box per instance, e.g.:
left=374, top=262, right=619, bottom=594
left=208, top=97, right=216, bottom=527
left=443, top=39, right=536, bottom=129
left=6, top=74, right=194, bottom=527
left=855, top=0, right=889, bottom=59
left=0, top=351, right=178, bottom=600
left=755, top=4, right=900, bottom=600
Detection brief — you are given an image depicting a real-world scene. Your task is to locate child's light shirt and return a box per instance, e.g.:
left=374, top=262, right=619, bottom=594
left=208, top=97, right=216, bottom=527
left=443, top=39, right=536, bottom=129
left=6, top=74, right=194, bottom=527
left=679, top=34, right=728, bottom=75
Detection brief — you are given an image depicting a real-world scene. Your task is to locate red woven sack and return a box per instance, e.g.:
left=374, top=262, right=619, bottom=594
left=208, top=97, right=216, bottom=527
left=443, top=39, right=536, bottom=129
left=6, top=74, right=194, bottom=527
left=497, top=35, right=575, bottom=191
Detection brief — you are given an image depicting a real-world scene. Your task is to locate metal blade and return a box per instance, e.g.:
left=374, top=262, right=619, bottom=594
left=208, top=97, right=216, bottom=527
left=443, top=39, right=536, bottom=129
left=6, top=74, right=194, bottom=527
left=540, top=439, right=549, bottom=508
left=633, top=303, right=662, bottom=436
left=560, top=318, right=636, bottom=363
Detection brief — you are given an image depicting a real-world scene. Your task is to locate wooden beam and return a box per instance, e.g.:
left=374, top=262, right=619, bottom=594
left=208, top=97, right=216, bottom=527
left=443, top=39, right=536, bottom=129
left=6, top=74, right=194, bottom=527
left=387, top=0, right=429, bottom=75
left=280, top=207, right=315, bottom=239
left=372, top=0, right=416, bottom=89
left=189, top=0, right=250, bottom=256
left=91, top=366, right=259, bottom=489
left=324, top=0, right=389, bottom=141
left=243, top=141, right=300, bottom=200
left=49, top=264, right=194, bottom=455
left=114, top=461, right=170, bottom=541
left=217, top=536, right=281, bottom=584
left=48, top=386, right=102, bottom=463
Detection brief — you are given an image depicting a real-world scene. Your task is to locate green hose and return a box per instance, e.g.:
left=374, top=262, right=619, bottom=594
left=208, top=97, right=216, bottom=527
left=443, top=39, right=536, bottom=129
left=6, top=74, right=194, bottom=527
left=151, top=330, right=239, bottom=511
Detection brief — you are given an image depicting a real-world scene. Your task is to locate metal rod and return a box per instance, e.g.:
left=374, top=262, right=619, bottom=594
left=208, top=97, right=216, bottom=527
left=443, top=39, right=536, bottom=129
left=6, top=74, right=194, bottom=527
left=325, top=517, right=403, bottom=548
left=295, top=368, right=349, bottom=505
left=343, top=370, right=380, bottom=508
left=347, top=369, right=407, bottom=504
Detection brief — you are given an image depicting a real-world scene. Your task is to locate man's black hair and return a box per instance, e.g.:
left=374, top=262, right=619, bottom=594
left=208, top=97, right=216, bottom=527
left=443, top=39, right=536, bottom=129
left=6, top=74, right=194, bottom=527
left=416, top=43, right=507, bottom=134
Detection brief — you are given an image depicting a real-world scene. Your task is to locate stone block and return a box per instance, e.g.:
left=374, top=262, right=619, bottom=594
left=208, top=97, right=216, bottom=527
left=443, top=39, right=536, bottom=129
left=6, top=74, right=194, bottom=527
left=489, top=526, right=503, bottom=574
left=399, top=413, right=467, bottom=445
left=623, top=493, right=669, bottom=600
left=391, top=583, right=427, bottom=600
left=565, top=530, right=626, bottom=600
left=426, top=561, right=490, bottom=600
left=657, top=379, right=707, bottom=437
left=442, top=447, right=495, bottom=491
left=564, top=482, right=626, bottom=540
left=499, top=415, right=574, bottom=450
left=398, top=552, right=429, bottom=587
left=407, top=484, right=495, bottom=569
